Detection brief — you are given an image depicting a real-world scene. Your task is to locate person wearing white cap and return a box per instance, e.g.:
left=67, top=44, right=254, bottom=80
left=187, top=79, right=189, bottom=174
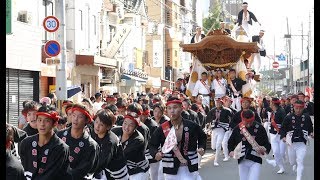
left=252, top=30, right=266, bottom=74
left=236, top=2, right=261, bottom=39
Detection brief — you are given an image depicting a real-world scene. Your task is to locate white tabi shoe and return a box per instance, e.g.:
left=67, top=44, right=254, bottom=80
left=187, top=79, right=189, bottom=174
left=292, top=165, right=297, bottom=172
left=223, top=157, right=229, bottom=162
left=266, top=159, right=277, bottom=167
left=277, top=168, right=285, bottom=174
left=213, top=162, right=219, bottom=166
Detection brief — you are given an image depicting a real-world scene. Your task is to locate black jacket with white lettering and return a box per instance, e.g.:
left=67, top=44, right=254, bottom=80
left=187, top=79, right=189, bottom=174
left=269, top=107, right=286, bottom=134
left=19, top=133, right=69, bottom=180
left=280, top=113, right=313, bottom=144
left=111, top=127, right=150, bottom=175
left=23, top=124, right=38, bottom=136
left=57, top=127, right=100, bottom=180
left=306, top=101, right=314, bottom=115
left=237, top=10, right=259, bottom=26
left=230, top=110, right=262, bottom=129
left=149, top=119, right=207, bottom=175
left=228, top=121, right=271, bottom=164
left=136, top=122, right=150, bottom=151
left=91, top=131, right=129, bottom=180
left=143, top=117, right=160, bottom=164
left=206, top=107, right=233, bottom=131
left=6, top=150, right=26, bottom=180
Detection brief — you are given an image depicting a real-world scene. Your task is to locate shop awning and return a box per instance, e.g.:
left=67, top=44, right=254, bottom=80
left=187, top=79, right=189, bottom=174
left=67, top=86, right=82, bottom=98
left=121, top=74, right=147, bottom=83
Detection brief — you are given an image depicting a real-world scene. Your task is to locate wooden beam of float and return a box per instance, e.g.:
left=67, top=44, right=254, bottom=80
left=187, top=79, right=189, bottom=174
left=180, top=29, right=260, bottom=68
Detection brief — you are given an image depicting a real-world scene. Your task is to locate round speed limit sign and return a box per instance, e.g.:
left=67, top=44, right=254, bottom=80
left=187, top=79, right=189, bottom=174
left=43, top=16, right=60, bottom=32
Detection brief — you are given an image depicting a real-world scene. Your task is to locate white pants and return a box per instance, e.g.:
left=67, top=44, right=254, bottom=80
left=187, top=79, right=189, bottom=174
left=222, top=130, right=232, bottom=158
left=211, top=128, right=225, bottom=163
left=241, top=21, right=251, bottom=39
left=270, top=133, right=286, bottom=169
left=130, top=172, right=150, bottom=180
left=198, top=153, right=202, bottom=167
left=239, top=159, right=261, bottom=180
left=202, top=96, right=210, bottom=108
left=288, top=142, right=307, bottom=180
left=164, top=166, right=201, bottom=180
left=252, top=53, right=261, bottom=73
left=231, top=96, right=241, bottom=112
left=149, top=161, right=164, bottom=180
left=263, top=122, right=270, bottom=140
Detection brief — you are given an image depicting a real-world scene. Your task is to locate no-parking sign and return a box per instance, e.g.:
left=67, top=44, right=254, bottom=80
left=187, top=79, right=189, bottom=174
left=43, top=16, right=60, bottom=32
left=44, top=40, right=61, bottom=57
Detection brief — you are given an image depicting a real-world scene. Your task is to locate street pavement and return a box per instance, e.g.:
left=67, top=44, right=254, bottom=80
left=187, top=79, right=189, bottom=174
left=198, top=138, right=314, bottom=180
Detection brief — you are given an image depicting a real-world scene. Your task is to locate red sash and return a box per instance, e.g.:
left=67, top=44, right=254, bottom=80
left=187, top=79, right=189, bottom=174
left=161, top=121, right=187, bottom=164
left=239, top=122, right=266, bottom=156
left=216, top=78, right=224, bottom=87
left=200, top=80, right=210, bottom=94
left=161, top=121, right=171, bottom=137
left=270, top=114, right=280, bottom=133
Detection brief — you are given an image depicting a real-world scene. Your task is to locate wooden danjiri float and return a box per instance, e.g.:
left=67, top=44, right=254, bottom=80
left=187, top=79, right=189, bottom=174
left=180, top=29, right=261, bottom=106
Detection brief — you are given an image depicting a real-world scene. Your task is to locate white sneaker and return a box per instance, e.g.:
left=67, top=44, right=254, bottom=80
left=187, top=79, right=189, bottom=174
left=266, top=159, right=277, bottom=167
left=213, top=162, right=219, bottom=166
left=277, top=168, right=285, bottom=174
left=292, top=165, right=297, bottom=172
left=223, top=157, right=229, bottom=162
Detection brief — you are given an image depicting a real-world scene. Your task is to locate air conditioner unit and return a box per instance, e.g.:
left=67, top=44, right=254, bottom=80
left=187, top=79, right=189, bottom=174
left=17, top=11, right=32, bottom=23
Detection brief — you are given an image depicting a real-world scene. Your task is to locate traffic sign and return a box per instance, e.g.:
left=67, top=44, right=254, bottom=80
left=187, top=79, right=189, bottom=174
left=277, top=53, right=286, bottom=61
left=272, top=61, right=279, bottom=69
left=44, top=40, right=61, bottom=57
left=43, top=16, right=60, bottom=32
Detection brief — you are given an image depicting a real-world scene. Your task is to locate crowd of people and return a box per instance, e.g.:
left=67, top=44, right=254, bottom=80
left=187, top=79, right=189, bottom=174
left=6, top=85, right=314, bottom=180
left=6, top=2, right=314, bottom=180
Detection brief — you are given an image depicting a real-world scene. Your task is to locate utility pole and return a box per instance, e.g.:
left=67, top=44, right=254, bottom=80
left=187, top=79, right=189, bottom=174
left=308, top=12, right=311, bottom=88
left=301, top=22, right=304, bottom=92
left=285, top=17, right=293, bottom=93
left=273, top=35, right=276, bottom=93
left=55, top=0, right=68, bottom=105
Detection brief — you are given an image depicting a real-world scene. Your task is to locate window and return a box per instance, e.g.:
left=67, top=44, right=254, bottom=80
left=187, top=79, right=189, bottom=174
left=166, top=49, right=171, bottom=66
left=175, top=61, right=177, bottom=67
left=175, top=50, right=177, bottom=57
left=79, top=10, right=83, bottom=30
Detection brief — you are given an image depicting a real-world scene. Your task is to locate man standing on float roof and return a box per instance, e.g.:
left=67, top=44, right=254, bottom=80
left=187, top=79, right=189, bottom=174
left=236, top=2, right=261, bottom=38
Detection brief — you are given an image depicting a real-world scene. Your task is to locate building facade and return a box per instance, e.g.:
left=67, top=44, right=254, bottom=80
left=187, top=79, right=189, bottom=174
left=6, top=0, right=43, bottom=126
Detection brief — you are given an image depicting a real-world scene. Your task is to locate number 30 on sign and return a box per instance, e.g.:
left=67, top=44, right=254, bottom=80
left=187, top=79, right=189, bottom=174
left=43, top=16, right=60, bottom=32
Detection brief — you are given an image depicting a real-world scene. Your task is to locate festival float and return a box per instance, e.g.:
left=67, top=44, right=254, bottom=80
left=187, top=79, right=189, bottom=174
left=180, top=28, right=262, bottom=105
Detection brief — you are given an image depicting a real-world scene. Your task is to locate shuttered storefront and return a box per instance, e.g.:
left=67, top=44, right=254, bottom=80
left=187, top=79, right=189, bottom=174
left=6, top=69, right=39, bottom=127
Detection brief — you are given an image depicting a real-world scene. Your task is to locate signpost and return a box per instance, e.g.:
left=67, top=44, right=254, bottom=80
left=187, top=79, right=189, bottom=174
left=272, top=61, right=279, bottom=69
left=44, top=40, right=61, bottom=57
left=277, top=53, right=286, bottom=61
left=43, top=16, right=60, bottom=32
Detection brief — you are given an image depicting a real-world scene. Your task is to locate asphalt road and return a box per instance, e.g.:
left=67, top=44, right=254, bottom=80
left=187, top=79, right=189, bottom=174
left=198, top=138, right=314, bottom=180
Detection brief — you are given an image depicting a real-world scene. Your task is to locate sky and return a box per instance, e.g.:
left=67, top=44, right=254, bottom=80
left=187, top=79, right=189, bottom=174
left=200, top=0, right=314, bottom=69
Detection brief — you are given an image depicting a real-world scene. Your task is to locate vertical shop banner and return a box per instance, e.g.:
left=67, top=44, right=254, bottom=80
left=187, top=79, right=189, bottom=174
left=153, top=40, right=163, bottom=68
left=106, top=24, right=132, bottom=58
left=6, top=0, right=12, bottom=34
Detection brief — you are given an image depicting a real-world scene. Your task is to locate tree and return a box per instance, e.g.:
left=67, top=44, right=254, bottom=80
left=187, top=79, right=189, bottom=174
left=202, top=0, right=222, bottom=34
